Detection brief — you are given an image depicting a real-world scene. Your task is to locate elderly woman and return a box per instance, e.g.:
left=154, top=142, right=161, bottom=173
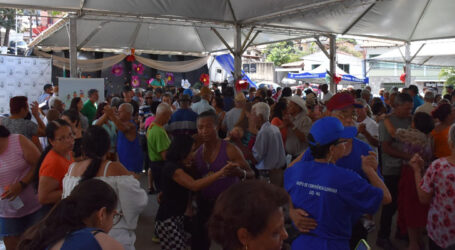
left=209, top=180, right=289, bottom=250
left=283, top=96, right=312, bottom=160
left=410, top=123, right=455, bottom=250
left=285, top=117, right=391, bottom=250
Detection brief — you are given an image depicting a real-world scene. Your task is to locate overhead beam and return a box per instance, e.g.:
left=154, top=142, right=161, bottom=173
left=342, top=2, right=376, bottom=35
left=227, top=0, right=237, bottom=23
left=314, top=36, right=330, bottom=59
left=77, top=21, right=109, bottom=50
left=241, top=31, right=261, bottom=54
left=128, top=23, right=142, bottom=48
left=408, top=0, right=432, bottom=41
left=240, top=0, right=346, bottom=24
left=69, top=14, right=78, bottom=77
left=419, top=56, right=433, bottom=66
left=193, top=26, right=207, bottom=52
left=211, top=27, right=235, bottom=55
left=409, top=43, right=426, bottom=63
left=240, top=26, right=255, bottom=52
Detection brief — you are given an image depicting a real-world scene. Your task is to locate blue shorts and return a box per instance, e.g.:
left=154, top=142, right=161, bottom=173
left=0, top=207, right=47, bottom=236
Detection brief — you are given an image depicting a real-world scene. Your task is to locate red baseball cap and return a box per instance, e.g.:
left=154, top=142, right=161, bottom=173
left=326, top=92, right=363, bottom=111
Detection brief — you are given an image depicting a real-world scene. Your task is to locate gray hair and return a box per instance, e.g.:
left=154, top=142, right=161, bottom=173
left=156, top=103, right=171, bottom=115
left=252, top=102, right=270, bottom=121
left=48, top=96, right=62, bottom=108
left=110, top=97, right=122, bottom=108
left=424, top=90, right=435, bottom=101
left=119, top=102, right=133, bottom=114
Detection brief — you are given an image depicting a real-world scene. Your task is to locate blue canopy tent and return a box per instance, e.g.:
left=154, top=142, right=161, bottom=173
left=287, top=71, right=369, bottom=84
left=215, top=54, right=257, bottom=88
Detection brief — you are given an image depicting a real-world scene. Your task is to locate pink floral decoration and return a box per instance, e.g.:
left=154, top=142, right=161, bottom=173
left=131, top=75, right=140, bottom=87
left=148, top=78, right=155, bottom=86
left=165, top=72, right=174, bottom=85
left=133, top=63, right=145, bottom=75
left=111, top=64, right=123, bottom=77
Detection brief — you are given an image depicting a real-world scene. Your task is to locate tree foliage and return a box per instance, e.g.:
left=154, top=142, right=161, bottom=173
left=264, top=41, right=309, bottom=66
left=0, top=8, right=20, bottom=46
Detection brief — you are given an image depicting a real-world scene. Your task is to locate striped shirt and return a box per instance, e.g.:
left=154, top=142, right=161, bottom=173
left=0, top=134, right=41, bottom=218
left=166, top=108, right=198, bottom=137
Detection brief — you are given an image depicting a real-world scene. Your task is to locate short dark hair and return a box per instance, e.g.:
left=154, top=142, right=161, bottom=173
left=166, top=134, right=194, bottom=162
left=10, top=96, right=28, bottom=114
left=413, top=112, right=434, bottom=134
left=197, top=110, right=218, bottom=124
left=394, top=93, right=413, bottom=107
left=308, top=133, right=338, bottom=159
left=209, top=180, right=289, bottom=250
left=408, top=84, right=419, bottom=95
left=43, top=84, right=52, bottom=91
left=88, top=89, right=98, bottom=97
left=0, top=125, right=10, bottom=138
left=281, top=87, right=292, bottom=98
left=371, top=102, right=386, bottom=116
left=213, top=96, right=224, bottom=109
left=122, top=85, right=132, bottom=93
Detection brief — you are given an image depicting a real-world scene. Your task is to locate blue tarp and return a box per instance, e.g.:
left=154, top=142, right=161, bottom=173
left=287, top=72, right=369, bottom=84
left=215, top=54, right=257, bottom=88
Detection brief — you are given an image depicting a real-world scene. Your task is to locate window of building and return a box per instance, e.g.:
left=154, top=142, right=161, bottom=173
left=337, top=64, right=350, bottom=74
left=368, top=54, right=380, bottom=58
left=311, top=64, right=320, bottom=70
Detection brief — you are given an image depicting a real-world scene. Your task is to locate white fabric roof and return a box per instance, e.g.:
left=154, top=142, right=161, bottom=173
left=371, top=40, right=455, bottom=66
left=4, top=0, right=455, bottom=54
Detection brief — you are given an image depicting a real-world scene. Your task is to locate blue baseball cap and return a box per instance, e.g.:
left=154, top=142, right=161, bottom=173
left=309, top=117, right=357, bottom=145
left=183, top=89, right=193, bottom=97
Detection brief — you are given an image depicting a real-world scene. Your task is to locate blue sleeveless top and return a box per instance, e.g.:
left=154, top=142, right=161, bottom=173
left=59, top=228, right=103, bottom=250
left=117, top=121, right=143, bottom=173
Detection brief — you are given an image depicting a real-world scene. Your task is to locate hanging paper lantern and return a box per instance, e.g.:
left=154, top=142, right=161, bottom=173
left=400, top=73, right=406, bottom=83
left=131, top=75, right=140, bottom=87
left=199, top=73, right=210, bottom=86
left=126, top=48, right=136, bottom=62
left=165, top=72, right=174, bottom=85
left=235, top=79, right=248, bottom=92
left=148, top=78, right=155, bottom=86
left=133, top=63, right=144, bottom=75
left=111, top=64, right=123, bottom=77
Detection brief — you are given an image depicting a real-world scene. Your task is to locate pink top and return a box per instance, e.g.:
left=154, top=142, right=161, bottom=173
left=144, top=116, right=156, bottom=129
left=421, top=157, right=455, bottom=248
left=0, top=134, right=41, bottom=218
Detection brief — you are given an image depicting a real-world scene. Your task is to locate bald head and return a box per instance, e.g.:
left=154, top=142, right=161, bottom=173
left=155, top=103, right=172, bottom=125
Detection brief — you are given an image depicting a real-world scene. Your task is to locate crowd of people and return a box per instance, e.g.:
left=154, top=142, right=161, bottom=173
left=0, top=79, right=454, bottom=250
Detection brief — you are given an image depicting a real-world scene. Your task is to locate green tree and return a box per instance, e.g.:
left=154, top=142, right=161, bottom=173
left=0, top=8, right=19, bottom=46
left=264, top=41, right=308, bottom=66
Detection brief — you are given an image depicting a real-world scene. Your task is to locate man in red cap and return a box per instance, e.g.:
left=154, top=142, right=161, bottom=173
left=290, top=92, right=383, bottom=249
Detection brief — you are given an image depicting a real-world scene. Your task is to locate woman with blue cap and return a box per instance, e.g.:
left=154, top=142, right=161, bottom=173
left=284, top=116, right=391, bottom=250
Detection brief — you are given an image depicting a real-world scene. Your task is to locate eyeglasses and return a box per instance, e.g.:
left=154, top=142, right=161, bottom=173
left=113, top=211, right=123, bottom=225
left=55, top=134, right=75, bottom=142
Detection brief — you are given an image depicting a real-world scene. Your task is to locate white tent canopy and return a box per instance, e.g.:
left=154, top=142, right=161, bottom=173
left=370, top=40, right=455, bottom=67
left=2, top=0, right=455, bottom=43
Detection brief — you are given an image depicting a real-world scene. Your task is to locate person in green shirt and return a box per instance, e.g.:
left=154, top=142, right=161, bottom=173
left=80, top=89, right=98, bottom=125
left=150, top=73, right=166, bottom=88
left=147, top=103, right=172, bottom=193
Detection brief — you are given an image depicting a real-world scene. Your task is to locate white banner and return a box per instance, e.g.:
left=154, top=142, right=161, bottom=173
left=0, top=55, right=52, bottom=114
left=58, top=78, right=105, bottom=109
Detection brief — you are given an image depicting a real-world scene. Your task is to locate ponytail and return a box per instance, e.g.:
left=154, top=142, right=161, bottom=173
left=79, top=126, right=110, bottom=182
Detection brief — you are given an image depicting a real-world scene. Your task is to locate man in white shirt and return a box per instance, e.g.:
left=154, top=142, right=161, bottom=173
left=318, top=84, right=333, bottom=104
left=354, top=98, right=379, bottom=149
left=251, top=102, right=286, bottom=186
left=191, top=86, right=214, bottom=115
left=222, top=92, right=246, bottom=134
left=415, top=90, right=436, bottom=115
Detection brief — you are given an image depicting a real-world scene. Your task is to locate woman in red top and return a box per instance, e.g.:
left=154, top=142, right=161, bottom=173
left=37, top=119, right=74, bottom=206
left=270, top=98, right=287, bottom=145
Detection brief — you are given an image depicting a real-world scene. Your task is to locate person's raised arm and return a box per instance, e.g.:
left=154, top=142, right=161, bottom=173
left=31, top=101, right=46, bottom=136
left=173, top=162, right=235, bottom=192
left=361, top=152, right=392, bottom=204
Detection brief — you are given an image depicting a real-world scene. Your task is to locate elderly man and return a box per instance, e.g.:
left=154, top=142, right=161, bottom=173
left=355, top=98, right=379, bottom=149
left=415, top=90, right=436, bottom=115
left=167, top=94, right=198, bottom=137
left=105, top=103, right=143, bottom=173
left=251, top=102, right=286, bottom=186
left=147, top=103, right=172, bottom=192
left=222, top=92, right=246, bottom=134
left=283, top=96, right=312, bottom=160
left=81, top=88, right=99, bottom=125
left=48, top=96, right=65, bottom=116
left=191, top=86, right=214, bottom=115
left=318, top=83, right=333, bottom=104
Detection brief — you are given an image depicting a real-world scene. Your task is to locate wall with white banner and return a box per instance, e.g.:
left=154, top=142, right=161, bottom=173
left=0, top=55, right=52, bottom=114
left=58, top=78, right=105, bottom=109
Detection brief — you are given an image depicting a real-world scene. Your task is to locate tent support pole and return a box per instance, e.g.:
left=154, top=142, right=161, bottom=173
left=240, top=27, right=254, bottom=52
left=410, top=43, right=425, bottom=63
left=405, top=42, right=411, bottom=86
left=77, top=21, right=109, bottom=50
left=315, top=36, right=330, bottom=59
left=234, top=24, right=242, bottom=81
left=329, top=34, right=337, bottom=93
left=211, top=27, right=234, bottom=55
left=69, top=14, right=77, bottom=77
left=241, top=31, right=260, bottom=54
